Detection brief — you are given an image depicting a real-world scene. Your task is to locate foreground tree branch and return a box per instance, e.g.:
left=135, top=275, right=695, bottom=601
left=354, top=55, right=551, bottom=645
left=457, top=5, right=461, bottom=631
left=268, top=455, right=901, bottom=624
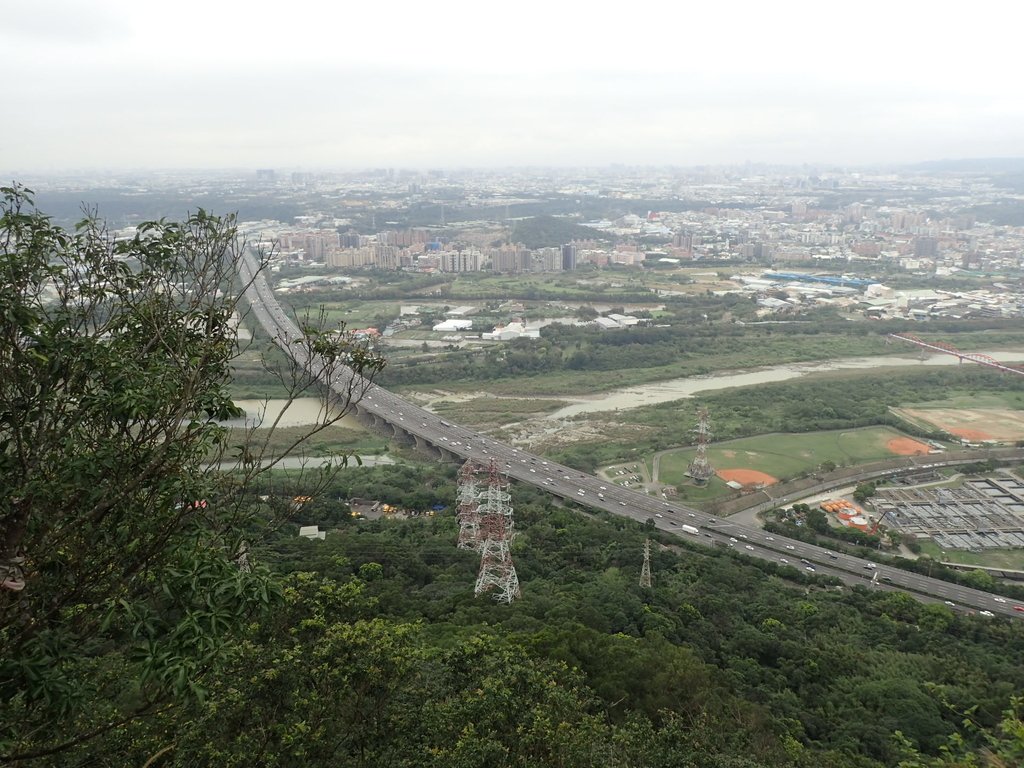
left=0, top=185, right=385, bottom=762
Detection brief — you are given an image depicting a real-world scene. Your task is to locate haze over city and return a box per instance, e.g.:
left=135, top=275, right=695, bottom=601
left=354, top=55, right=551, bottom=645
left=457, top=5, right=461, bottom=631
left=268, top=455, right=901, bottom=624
left=4, top=0, right=1024, bottom=171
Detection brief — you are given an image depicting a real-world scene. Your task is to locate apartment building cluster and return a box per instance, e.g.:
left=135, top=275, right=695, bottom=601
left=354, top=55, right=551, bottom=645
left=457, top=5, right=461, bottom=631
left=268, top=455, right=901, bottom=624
left=255, top=221, right=590, bottom=275
left=221, top=165, right=1024, bottom=299
left=620, top=196, right=1022, bottom=278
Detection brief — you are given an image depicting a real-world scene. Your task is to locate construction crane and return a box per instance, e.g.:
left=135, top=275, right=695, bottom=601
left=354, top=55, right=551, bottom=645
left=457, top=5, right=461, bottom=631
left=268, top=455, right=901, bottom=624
left=889, top=333, right=1024, bottom=377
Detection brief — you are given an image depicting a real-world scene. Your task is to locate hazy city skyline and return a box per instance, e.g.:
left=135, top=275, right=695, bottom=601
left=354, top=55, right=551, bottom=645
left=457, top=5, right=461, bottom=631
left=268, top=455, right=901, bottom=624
left=4, top=0, right=1024, bottom=172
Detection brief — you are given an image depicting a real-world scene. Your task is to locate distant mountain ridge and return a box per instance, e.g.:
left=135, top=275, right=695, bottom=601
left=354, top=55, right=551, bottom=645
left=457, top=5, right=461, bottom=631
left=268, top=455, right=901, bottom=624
left=905, top=157, right=1024, bottom=173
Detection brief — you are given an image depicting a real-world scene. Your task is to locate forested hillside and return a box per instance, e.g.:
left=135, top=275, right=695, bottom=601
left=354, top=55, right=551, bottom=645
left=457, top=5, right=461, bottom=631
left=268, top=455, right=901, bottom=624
left=61, top=464, right=1024, bottom=767
left=509, top=215, right=611, bottom=249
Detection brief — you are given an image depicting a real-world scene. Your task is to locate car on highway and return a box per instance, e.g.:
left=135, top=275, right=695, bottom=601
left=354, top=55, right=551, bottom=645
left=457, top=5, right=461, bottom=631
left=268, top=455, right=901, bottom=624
left=1014, top=606, right=1024, bottom=613
left=729, top=537, right=738, bottom=543
left=745, top=545, right=754, bottom=551
left=994, top=597, right=1007, bottom=603
left=944, top=601, right=955, bottom=606
left=805, top=566, right=816, bottom=572
left=779, top=558, right=789, bottom=564
left=785, top=545, right=795, bottom=550
left=980, top=610, right=995, bottom=617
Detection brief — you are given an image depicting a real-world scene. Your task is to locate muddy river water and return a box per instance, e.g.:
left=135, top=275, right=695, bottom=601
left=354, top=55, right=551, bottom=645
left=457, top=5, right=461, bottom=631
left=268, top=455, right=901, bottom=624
left=544, top=348, right=1024, bottom=420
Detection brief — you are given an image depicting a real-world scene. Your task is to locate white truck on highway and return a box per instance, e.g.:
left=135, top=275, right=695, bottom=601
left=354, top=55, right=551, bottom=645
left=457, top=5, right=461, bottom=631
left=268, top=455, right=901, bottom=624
left=680, top=524, right=699, bottom=536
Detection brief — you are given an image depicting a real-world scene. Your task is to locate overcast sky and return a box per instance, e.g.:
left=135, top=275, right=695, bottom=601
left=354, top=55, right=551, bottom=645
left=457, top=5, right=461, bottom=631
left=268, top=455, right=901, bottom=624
left=4, top=0, right=1023, bottom=172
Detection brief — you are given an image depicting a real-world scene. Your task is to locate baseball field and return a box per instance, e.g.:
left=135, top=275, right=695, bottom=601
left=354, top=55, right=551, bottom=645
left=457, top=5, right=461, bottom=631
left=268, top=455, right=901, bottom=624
left=656, top=426, right=936, bottom=488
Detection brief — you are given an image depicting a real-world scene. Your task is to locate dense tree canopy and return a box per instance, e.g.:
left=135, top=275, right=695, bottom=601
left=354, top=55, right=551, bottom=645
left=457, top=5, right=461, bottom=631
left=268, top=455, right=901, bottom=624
left=0, top=187, right=383, bottom=762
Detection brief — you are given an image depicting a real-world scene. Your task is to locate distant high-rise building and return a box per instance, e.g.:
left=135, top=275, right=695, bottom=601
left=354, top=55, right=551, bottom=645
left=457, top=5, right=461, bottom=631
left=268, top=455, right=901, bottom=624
left=441, top=249, right=482, bottom=273
left=914, top=237, right=939, bottom=258
left=752, top=243, right=772, bottom=261
left=561, top=244, right=577, bottom=271
left=303, top=232, right=338, bottom=262
left=536, top=247, right=563, bottom=271
left=374, top=245, right=401, bottom=269
left=328, top=247, right=375, bottom=268
left=672, top=232, right=701, bottom=251
left=490, top=246, right=533, bottom=273
left=255, top=169, right=276, bottom=182
left=490, top=247, right=518, bottom=273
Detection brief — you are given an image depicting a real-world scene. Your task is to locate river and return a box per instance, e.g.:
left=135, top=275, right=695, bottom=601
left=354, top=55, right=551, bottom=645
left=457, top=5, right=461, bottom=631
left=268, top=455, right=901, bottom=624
left=544, top=348, right=1024, bottom=420
left=224, top=348, right=1024, bottom=428
left=216, top=398, right=389, bottom=468
left=221, top=398, right=364, bottom=429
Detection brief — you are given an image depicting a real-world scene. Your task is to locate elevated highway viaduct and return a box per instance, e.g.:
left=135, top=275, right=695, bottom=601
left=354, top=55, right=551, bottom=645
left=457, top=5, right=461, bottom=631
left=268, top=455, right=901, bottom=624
left=238, top=250, right=1024, bottom=618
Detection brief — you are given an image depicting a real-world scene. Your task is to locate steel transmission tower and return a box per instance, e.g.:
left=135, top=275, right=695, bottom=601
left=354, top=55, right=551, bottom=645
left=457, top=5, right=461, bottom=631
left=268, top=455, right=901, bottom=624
left=455, top=460, right=482, bottom=550
left=474, top=459, right=521, bottom=603
left=687, top=406, right=715, bottom=485
left=639, top=538, right=652, bottom=588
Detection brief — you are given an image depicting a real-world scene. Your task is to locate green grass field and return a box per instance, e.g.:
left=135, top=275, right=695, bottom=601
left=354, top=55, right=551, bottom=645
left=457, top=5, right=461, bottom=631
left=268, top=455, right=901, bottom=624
left=655, top=426, right=919, bottom=485
left=442, top=273, right=652, bottom=300
left=434, top=397, right=570, bottom=415
left=315, top=301, right=402, bottom=327
left=904, top=391, right=1024, bottom=410
left=278, top=299, right=401, bottom=328
left=215, top=424, right=388, bottom=460
left=918, top=541, right=1024, bottom=571
left=432, top=396, right=571, bottom=428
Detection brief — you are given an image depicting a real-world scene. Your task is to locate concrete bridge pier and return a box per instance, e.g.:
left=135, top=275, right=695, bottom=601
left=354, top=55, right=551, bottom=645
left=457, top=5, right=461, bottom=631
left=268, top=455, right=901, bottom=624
left=372, top=414, right=395, bottom=435
left=391, top=425, right=415, bottom=447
